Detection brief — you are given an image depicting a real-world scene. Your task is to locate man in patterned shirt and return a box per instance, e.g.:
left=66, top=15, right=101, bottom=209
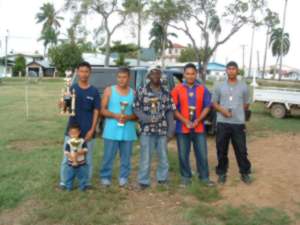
left=133, top=67, right=176, bottom=190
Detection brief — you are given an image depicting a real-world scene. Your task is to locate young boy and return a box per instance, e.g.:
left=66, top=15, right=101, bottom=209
left=64, top=124, right=89, bottom=191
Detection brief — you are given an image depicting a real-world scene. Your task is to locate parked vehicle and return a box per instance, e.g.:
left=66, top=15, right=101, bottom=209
left=253, top=86, right=300, bottom=118
left=72, top=67, right=217, bottom=135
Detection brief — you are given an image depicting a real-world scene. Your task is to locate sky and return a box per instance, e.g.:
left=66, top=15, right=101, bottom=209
left=0, top=0, right=299, bottom=69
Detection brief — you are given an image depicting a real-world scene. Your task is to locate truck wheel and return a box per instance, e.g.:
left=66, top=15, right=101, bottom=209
left=271, top=104, right=286, bottom=119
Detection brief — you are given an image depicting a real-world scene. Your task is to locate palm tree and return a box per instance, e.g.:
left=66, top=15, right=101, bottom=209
left=279, top=0, right=288, bottom=80
left=149, top=21, right=177, bottom=63
left=36, top=3, right=63, bottom=55
left=269, top=28, right=290, bottom=78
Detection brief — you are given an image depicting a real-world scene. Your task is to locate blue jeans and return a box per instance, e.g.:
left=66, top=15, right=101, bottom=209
left=99, top=139, right=133, bottom=185
left=65, top=164, right=88, bottom=191
left=138, top=135, right=169, bottom=186
left=176, top=132, right=210, bottom=184
left=60, top=136, right=95, bottom=186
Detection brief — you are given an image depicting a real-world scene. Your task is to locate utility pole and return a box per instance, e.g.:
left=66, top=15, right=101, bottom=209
left=279, top=0, right=288, bottom=80
left=4, top=30, right=9, bottom=77
left=241, top=44, right=246, bottom=71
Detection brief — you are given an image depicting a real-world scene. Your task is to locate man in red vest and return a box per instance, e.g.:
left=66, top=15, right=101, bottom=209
left=171, top=63, right=214, bottom=187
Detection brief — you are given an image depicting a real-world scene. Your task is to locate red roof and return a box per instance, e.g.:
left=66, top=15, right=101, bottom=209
left=172, top=43, right=186, bottom=48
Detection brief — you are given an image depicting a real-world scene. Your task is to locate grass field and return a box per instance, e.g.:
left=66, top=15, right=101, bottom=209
left=0, top=78, right=299, bottom=225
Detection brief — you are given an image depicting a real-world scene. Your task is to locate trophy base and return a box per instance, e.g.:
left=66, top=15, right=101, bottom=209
left=60, top=112, right=75, bottom=116
left=117, top=122, right=125, bottom=127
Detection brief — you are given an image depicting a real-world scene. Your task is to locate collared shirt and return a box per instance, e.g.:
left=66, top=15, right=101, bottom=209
left=133, top=84, right=176, bottom=136
left=171, top=81, right=211, bottom=134
left=212, top=80, right=250, bottom=124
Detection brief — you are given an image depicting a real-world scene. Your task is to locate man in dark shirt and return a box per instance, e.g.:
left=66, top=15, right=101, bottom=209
left=60, top=62, right=100, bottom=188
left=133, top=67, right=176, bottom=189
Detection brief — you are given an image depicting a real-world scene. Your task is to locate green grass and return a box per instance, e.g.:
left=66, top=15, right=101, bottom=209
left=185, top=204, right=292, bottom=225
left=0, top=78, right=298, bottom=224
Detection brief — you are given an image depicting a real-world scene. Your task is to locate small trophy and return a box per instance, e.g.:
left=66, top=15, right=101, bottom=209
left=69, top=138, right=81, bottom=166
left=149, top=96, right=159, bottom=114
left=60, top=71, right=76, bottom=116
left=228, top=95, right=233, bottom=116
left=188, top=106, right=196, bottom=122
left=186, top=106, right=196, bottom=129
left=118, top=101, right=129, bottom=126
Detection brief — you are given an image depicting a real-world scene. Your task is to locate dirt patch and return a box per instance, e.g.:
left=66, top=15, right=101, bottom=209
left=212, top=133, right=300, bottom=216
left=0, top=200, right=40, bottom=225
left=122, top=133, right=300, bottom=225
left=6, top=139, right=63, bottom=152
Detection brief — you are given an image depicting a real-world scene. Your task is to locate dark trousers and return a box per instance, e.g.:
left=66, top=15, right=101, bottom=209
left=215, top=123, right=251, bottom=176
left=176, top=133, right=210, bottom=183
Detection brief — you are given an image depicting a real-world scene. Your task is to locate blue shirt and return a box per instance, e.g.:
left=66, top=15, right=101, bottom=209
left=102, top=85, right=137, bottom=141
left=65, top=84, right=100, bottom=138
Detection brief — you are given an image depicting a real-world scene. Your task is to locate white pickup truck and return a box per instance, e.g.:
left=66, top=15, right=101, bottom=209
left=253, top=87, right=300, bottom=118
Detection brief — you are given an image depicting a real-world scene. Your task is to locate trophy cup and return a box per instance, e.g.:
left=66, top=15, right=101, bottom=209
left=188, top=106, right=196, bottom=128
left=118, top=101, right=129, bottom=126
left=60, top=71, right=76, bottom=116
left=148, top=95, right=159, bottom=122
left=69, top=138, right=81, bottom=166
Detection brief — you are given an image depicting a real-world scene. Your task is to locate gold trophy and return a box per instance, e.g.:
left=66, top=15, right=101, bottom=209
left=69, top=138, right=81, bottom=166
left=149, top=96, right=159, bottom=114
left=118, top=101, right=129, bottom=126
left=60, top=70, right=76, bottom=116
left=188, top=106, right=196, bottom=127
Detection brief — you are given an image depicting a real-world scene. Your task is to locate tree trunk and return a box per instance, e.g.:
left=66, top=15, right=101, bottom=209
left=137, top=9, right=141, bottom=67
left=262, top=28, right=270, bottom=80
left=104, top=35, right=111, bottom=67
left=161, top=25, right=167, bottom=69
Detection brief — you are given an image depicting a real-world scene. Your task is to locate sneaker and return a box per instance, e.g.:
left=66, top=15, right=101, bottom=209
left=101, top=179, right=111, bottom=187
left=218, top=175, right=227, bottom=184
left=241, top=174, right=252, bottom=184
left=157, top=180, right=169, bottom=188
left=134, top=183, right=149, bottom=191
left=119, top=178, right=128, bottom=188
left=202, top=180, right=215, bottom=187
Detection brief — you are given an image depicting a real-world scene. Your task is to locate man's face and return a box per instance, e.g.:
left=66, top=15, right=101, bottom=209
left=184, top=67, right=197, bottom=85
left=77, top=66, right=91, bottom=82
left=148, top=70, right=161, bottom=86
left=69, top=128, right=80, bottom=139
left=117, top=72, right=130, bottom=88
left=226, top=66, right=239, bottom=79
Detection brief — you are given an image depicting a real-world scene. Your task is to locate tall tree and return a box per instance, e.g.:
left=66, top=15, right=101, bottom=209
left=110, top=41, right=138, bottom=66
left=65, top=0, right=127, bottom=66
left=150, top=0, right=181, bottom=68
left=261, top=9, right=280, bottom=79
left=269, top=27, right=290, bottom=76
left=279, top=0, right=289, bottom=80
left=149, top=21, right=177, bottom=61
left=36, top=3, right=63, bottom=55
left=123, top=0, right=148, bottom=66
left=169, top=0, right=269, bottom=82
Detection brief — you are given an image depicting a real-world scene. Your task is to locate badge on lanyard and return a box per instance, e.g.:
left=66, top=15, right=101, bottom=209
left=229, top=96, right=233, bottom=101
left=189, top=92, right=194, bottom=97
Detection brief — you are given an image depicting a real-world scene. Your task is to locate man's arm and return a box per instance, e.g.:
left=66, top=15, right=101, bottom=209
left=243, top=84, right=250, bottom=111
left=85, top=90, right=100, bottom=141
left=212, top=84, right=232, bottom=118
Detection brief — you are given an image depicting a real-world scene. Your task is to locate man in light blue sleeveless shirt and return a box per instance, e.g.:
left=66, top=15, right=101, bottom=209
left=99, top=67, right=137, bottom=187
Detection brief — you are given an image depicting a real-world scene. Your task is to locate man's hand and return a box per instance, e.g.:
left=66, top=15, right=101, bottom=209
left=192, top=118, right=201, bottom=128
left=85, top=129, right=95, bottom=141
left=58, top=100, right=64, bottom=109
left=221, top=109, right=232, bottom=118
left=183, top=119, right=193, bottom=129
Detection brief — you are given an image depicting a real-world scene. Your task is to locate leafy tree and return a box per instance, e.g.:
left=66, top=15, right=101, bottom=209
left=48, top=43, right=83, bottom=76
left=149, top=21, right=177, bottom=62
left=110, top=41, right=138, bottom=66
left=123, top=0, right=149, bottom=66
left=170, top=0, right=270, bottom=81
left=12, top=55, right=26, bottom=77
left=36, top=3, right=63, bottom=55
left=65, top=0, right=127, bottom=66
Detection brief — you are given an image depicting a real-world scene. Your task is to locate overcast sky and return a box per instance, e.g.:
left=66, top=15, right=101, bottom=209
left=0, top=0, right=299, bottom=69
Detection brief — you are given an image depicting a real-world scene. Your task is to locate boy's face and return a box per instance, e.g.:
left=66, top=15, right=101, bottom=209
left=184, top=68, right=197, bottom=85
left=69, top=128, right=80, bottom=138
left=77, top=66, right=91, bottom=83
left=226, top=66, right=239, bottom=79
left=117, top=72, right=130, bottom=88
